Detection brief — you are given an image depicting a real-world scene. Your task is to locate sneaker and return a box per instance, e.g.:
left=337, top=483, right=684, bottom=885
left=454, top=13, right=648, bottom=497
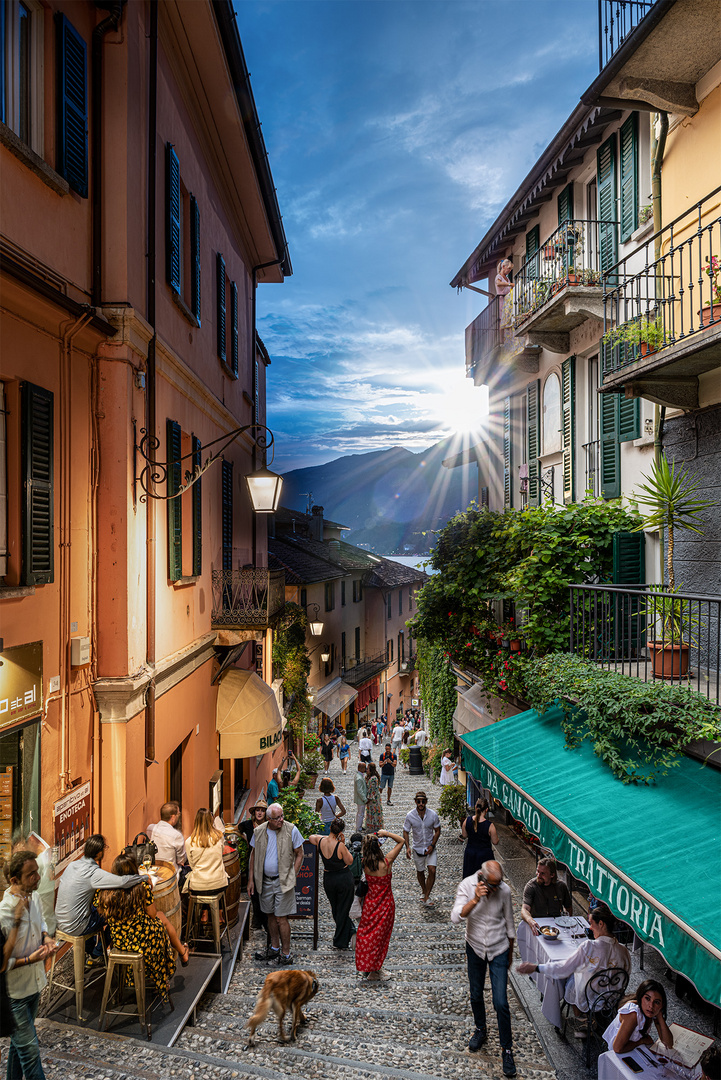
left=502, top=1049, right=516, bottom=1077
left=254, top=946, right=279, bottom=962
left=468, top=1029, right=487, bottom=1052
left=277, top=952, right=295, bottom=965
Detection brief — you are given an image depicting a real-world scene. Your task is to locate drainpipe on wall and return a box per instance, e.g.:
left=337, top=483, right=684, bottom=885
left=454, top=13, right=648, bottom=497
left=650, top=111, right=668, bottom=584
left=91, top=1, right=124, bottom=307
left=145, top=0, right=158, bottom=764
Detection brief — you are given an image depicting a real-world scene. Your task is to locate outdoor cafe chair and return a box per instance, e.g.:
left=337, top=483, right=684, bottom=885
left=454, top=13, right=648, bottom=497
left=560, top=965, right=629, bottom=1069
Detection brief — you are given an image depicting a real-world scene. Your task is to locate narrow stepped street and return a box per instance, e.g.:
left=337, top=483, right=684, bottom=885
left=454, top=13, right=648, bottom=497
left=34, top=750, right=556, bottom=1080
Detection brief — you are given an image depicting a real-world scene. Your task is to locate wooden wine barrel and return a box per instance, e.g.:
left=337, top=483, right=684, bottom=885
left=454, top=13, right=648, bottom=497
left=150, top=860, right=182, bottom=940
left=223, top=846, right=241, bottom=927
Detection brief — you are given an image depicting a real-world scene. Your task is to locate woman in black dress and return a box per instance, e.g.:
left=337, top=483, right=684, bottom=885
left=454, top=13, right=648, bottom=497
left=461, top=799, right=498, bottom=879
left=321, top=733, right=335, bottom=774
left=307, top=818, right=356, bottom=950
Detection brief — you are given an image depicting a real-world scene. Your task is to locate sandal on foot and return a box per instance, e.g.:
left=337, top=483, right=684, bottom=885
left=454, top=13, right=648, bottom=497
left=180, top=943, right=190, bottom=966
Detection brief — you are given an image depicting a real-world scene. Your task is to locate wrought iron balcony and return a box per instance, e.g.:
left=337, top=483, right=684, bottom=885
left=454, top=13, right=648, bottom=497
left=598, top=1, right=655, bottom=69
left=466, top=295, right=502, bottom=380
left=601, top=186, right=721, bottom=404
left=569, top=583, right=720, bottom=705
left=465, top=294, right=540, bottom=386
left=513, top=220, right=608, bottom=351
left=341, top=652, right=389, bottom=687
left=400, top=652, right=417, bottom=673
left=211, top=568, right=285, bottom=629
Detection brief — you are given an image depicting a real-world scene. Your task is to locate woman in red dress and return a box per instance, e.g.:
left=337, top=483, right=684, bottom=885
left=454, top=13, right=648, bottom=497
left=355, top=830, right=406, bottom=982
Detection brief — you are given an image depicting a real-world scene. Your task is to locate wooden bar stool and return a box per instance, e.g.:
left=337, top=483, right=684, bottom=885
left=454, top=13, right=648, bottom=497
left=47, top=929, right=107, bottom=1021
left=98, top=949, right=151, bottom=1040
left=186, top=891, right=229, bottom=953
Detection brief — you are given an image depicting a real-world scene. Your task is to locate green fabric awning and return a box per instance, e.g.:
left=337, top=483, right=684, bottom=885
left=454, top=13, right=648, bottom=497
left=459, top=706, right=721, bottom=1007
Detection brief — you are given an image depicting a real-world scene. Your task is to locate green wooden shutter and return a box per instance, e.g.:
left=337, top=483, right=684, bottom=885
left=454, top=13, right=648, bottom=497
left=526, top=380, right=540, bottom=507
left=558, top=184, right=574, bottom=226
left=222, top=460, right=233, bottom=571
left=190, top=195, right=201, bottom=324
left=192, top=435, right=202, bottom=577
left=217, top=253, right=226, bottom=362
left=230, top=281, right=239, bottom=377
left=597, top=134, right=618, bottom=279
left=619, top=395, right=640, bottom=442
left=619, top=113, right=638, bottom=243
left=525, top=225, right=540, bottom=281
left=599, top=394, right=620, bottom=499
left=612, top=531, right=645, bottom=584
left=166, top=145, right=181, bottom=294
left=562, top=355, right=576, bottom=504
left=21, top=382, right=54, bottom=585
left=56, top=15, right=88, bottom=197
left=503, top=395, right=513, bottom=508
left=166, top=419, right=182, bottom=580
left=480, top=486, right=489, bottom=507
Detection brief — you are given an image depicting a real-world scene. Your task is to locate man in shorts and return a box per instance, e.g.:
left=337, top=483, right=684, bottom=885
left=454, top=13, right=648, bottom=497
left=391, top=720, right=404, bottom=752
left=403, top=792, right=441, bottom=906
left=378, top=743, right=397, bottom=806
left=249, top=803, right=304, bottom=965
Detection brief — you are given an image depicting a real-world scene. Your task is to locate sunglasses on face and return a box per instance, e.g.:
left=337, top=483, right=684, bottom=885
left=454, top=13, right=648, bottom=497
left=415, top=798, right=427, bottom=804
left=478, top=873, right=500, bottom=891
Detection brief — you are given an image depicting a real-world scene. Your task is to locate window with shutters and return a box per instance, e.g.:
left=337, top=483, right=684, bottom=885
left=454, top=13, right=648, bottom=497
left=325, top=581, right=335, bottom=612
left=619, top=113, right=639, bottom=242
left=19, top=381, right=54, bottom=586
left=525, top=225, right=540, bottom=281
left=353, top=579, right=363, bottom=603
left=503, top=396, right=513, bottom=508
left=166, top=144, right=201, bottom=325
left=354, top=626, right=361, bottom=662
left=324, top=643, right=335, bottom=678
left=398, top=632, right=405, bottom=665
left=341, top=631, right=346, bottom=668
left=1, top=1, right=44, bottom=154
left=386, top=638, right=393, bottom=663
left=56, top=12, right=87, bottom=194
left=398, top=588, right=402, bottom=615
left=542, top=373, right=562, bottom=455
left=557, top=184, right=574, bottom=226
left=597, top=133, right=618, bottom=279
left=166, top=421, right=203, bottom=581
left=480, top=486, right=489, bottom=507
left=526, top=380, right=541, bottom=508
left=599, top=395, right=639, bottom=499
left=216, top=253, right=239, bottom=377
left=300, top=587, right=307, bottom=609
left=341, top=580, right=346, bottom=606
left=387, top=593, right=392, bottom=620
left=561, top=356, right=575, bottom=505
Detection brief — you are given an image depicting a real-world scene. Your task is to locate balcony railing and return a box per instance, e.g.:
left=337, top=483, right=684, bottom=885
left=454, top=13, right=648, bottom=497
left=211, top=568, right=285, bottom=629
left=602, top=186, right=721, bottom=378
left=466, top=295, right=501, bottom=376
left=400, top=652, right=417, bottom=673
left=598, top=0, right=655, bottom=69
left=341, top=652, right=389, bottom=687
left=569, top=583, right=720, bottom=705
left=514, top=220, right=606, bottom=325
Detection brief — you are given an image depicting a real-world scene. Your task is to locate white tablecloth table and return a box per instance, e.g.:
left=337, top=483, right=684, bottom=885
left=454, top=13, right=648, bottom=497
left=598, top=1049, right=694, bottom=1080
left=516, top=915, right=588, bottom=1028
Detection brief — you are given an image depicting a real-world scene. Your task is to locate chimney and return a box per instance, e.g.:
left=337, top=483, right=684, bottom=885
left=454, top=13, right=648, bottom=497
left=309, top=504, right=324, bottom=542
left=329, top=539, right=340, bottom=557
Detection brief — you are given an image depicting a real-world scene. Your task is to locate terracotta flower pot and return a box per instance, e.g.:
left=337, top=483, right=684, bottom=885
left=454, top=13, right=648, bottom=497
left=649, top=641, right=690, bottom=678
left=509, top=639, right=522, bottom=652
left=639, top=341, right=657, bottom=357
left=700, top=302, right=721, bottom=327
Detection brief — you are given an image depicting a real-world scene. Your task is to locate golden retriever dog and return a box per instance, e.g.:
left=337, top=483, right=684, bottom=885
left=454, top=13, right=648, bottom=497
left=246, top=969, right=319, bottom=1047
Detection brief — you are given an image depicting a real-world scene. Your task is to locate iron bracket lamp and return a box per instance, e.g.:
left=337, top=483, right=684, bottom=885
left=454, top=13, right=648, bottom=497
left=307, top=603, right=324, bottom=637
left=133, top=420, right=283, bottom=512
left=309, top=641, right=331, bottom=663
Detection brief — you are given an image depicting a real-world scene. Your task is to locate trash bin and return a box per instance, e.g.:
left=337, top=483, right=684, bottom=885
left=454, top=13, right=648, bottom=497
left=409, top=747, right=424, bottom=775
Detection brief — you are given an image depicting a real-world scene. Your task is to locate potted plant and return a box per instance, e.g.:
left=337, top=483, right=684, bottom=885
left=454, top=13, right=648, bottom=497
left=633, top=456, right=715, bottom=677
left=639, top=205, right=653, bottom=225
left=299, top=748, right=324, bottom=789
left=437, top=783, right=469, bottom=833
left=700, top=255, right=720, bottom=327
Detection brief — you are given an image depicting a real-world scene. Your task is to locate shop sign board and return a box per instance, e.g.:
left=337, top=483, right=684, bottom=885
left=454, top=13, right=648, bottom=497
left=288, top=840, right=319, bottom=948
left=0, top=642, right=43, bottom=731
left=54, top=781, right=91, bottom=873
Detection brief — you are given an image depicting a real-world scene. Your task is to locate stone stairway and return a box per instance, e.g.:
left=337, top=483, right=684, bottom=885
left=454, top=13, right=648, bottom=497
left=35, top=751, right=556, bottom=1080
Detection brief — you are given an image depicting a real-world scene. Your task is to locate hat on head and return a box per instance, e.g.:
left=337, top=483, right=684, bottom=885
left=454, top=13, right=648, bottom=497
left=248, top=797, right=268, bottom=814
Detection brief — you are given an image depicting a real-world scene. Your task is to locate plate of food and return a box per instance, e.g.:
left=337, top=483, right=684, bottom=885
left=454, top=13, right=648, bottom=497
left=538, top=925, right=560, bottom=940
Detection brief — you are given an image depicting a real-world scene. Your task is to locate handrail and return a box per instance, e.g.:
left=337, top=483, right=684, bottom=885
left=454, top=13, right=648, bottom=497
left=572, top=582, right=721, bottom=604
left=514, top=219, right=613, bottom=324
left=598, top=1, right=656, bottom=69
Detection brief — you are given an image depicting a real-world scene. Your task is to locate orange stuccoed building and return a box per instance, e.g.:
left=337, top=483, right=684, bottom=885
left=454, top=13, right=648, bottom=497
left=0, top=0, right=290, bottom=867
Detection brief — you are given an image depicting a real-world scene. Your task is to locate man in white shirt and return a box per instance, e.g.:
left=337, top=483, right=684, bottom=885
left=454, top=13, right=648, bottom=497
left=358, top=732, right=373, bottom=763
left=391, top=722, right=404, bottom=751
left=414, top=728, right=428, bottom=747
left=451, top=860, right=516, bottom=1077
left=249, top=804, right=304, bottom=965
left=403, top=792, right=441, bottom=906
left=0, top=849, right=58, bottom=1078
left=148, top=801, right=188, bottom=879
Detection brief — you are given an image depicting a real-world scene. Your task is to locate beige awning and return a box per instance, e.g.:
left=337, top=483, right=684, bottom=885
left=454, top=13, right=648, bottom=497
left=216, top=669, right=285, bottom=758
left=313, top=679, right=357, bottom=722
left=453, top=683, right=492, bottom=736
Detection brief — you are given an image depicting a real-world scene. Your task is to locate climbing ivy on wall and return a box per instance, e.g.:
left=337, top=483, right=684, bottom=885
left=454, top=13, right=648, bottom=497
left=272, top=602, right=311, bottom=741
left=417, top=641, right=456, bottom=748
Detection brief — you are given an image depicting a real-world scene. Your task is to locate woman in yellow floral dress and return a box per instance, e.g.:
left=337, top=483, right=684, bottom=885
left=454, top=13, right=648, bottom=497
left=93, top=854, right=188, bottom=992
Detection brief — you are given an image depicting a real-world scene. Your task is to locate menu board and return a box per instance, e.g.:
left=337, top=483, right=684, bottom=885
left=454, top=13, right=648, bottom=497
left=289, top=840, right=319, bottom=948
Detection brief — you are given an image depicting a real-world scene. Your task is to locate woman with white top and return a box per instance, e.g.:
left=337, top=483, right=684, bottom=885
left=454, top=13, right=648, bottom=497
left=439, top=749, right=455, bottom=785
left=603, top=979, right=674, bottom=1055
left=518, top=905, right=631, bottom=1030
left=315, top=778, right=346, bottom=836
left=185, top=809, right=228, bottom=894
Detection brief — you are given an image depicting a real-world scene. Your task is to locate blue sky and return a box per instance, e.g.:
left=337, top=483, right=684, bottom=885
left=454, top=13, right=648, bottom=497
left=237, top=1, right=599, bottom=471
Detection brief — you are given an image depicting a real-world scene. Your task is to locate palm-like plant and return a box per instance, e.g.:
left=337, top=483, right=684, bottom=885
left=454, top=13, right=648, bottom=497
left=633, top=455, right=714, bottom=591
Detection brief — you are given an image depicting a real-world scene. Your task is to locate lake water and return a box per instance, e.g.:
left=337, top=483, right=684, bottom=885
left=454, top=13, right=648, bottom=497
left=382, top=554, right=434, bottom=573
